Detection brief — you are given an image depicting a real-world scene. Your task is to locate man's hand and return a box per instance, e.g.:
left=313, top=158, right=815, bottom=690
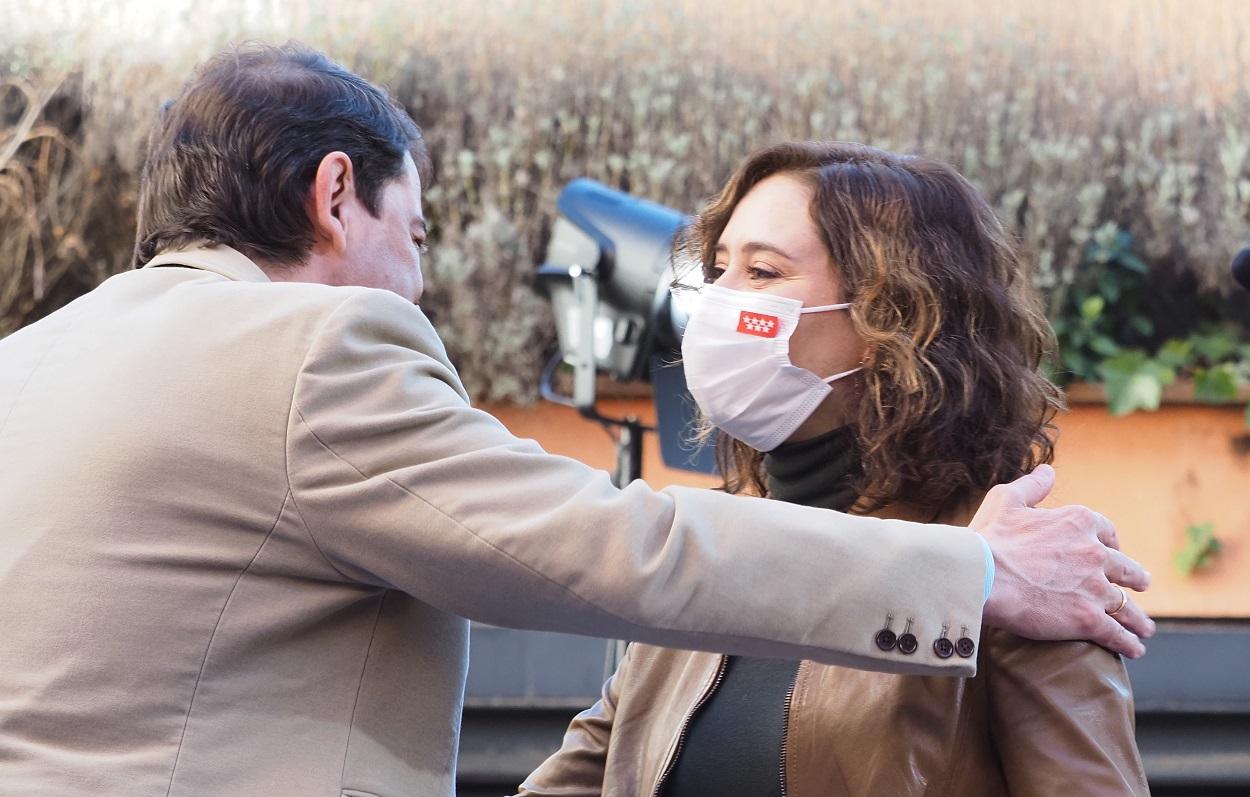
left=972, top=464, right=1156, bottom=658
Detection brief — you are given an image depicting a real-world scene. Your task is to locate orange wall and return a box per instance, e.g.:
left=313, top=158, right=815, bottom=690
left=486, top=400, right=1250, bottom=618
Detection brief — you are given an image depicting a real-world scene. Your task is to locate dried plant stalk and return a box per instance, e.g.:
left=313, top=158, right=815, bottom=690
left=1, top=0, right=1248, bottom=399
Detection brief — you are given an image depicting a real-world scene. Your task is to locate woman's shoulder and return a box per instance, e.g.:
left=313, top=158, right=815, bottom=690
left=620, top=643, right=725, bottom=686
left=980, top=626, right=1131, bottom=688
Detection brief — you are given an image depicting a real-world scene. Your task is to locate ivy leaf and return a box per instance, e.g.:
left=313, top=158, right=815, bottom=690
left=1098, top=350, right=1175, bottom=416
left=1090, top=334, right=1120, bottom=357
left=1173, top=522, right=1222, bottom=577
left=1190, top=328, right=1239, bottom=364
left=1155, top=338, right=1194, bottom=370
left=1194, top=363, right=1241, bottom=403
left=1113, top=373, right=1164, bottom=415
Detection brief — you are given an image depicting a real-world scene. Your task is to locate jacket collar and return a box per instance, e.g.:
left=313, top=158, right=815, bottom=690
left=144, top=245, right=271, bottom=283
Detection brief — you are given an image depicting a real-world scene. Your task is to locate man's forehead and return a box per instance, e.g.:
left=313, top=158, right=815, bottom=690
left=401, top=152, right=423, bottom=195
left=395, top=152, right=425, bottom=221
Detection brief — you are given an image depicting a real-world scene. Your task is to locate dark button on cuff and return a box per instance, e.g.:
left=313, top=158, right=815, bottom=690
left=955, top=637, right=976, bottom=658
left=897, top=633, right=918, bottom=655
left=933, top=637, right=955, bottom=659
left=875, top=629, right=897, bottom=651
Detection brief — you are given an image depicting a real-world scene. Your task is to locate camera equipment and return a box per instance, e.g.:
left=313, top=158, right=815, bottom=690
left=535, top=179, right=715, bottom=486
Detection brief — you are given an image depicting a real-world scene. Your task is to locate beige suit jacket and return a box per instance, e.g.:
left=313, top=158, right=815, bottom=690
left=0, top=245, right=986, bottom=796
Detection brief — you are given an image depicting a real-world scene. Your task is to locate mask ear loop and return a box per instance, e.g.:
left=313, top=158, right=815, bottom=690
left=821, top=365, right=863, bottom=384
left=799, top=302, right=852, bottom=313
left=798, top=302, right=860, bottom=383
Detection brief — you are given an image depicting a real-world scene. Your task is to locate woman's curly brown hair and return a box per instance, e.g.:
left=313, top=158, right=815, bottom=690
left=677, top=141, right=1066, bottom=514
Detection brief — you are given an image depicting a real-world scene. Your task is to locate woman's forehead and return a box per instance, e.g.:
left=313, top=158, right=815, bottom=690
left=718, top=174, right=825, bottom=259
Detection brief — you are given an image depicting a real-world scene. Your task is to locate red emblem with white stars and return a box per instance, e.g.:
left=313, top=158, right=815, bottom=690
left=737, top=310, right=779, bottom=338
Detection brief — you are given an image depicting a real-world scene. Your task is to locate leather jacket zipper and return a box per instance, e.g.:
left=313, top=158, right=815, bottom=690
left=649, top=654, right=729, bottom=797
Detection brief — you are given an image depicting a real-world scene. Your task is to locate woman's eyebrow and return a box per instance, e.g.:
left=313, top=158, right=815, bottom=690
left=714, top=240, right=797, bottom=261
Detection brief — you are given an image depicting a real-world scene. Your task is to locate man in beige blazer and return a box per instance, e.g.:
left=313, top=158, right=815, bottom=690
left=0, top=45, right=1152, bottom=796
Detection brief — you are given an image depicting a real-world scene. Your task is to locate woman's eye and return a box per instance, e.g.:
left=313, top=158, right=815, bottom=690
left=704, top=265, right=726, bottom=283
left=748, top=265, right=780, bottom=280
left=413, top=237, right=429, bottom=254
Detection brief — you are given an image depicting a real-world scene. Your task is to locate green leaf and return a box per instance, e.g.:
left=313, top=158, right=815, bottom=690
left=1090, top=335, right=1120, bottom=357
left=1061, top=350, right=1087, bottom=375
left=1190, top=329, right=1239, bottom=363
left=1099, top=349, right=1150, bottom=379
left=1155, top=338, right=1194, bottom=370
left=1098, top=350, right=1175, bottom=416
left=1194, top=364, right=1241, bottom=403
left=1110, top=372, right=1164, bottom=415
left=1097, top=273, right=1123, bottom=302
left=1174, top=522, right=1221, bottom=576
left=1173, top=547, right=1199, bottom=576
left=1130, top=315, right=1154, bottom=337
left=1080, top=295, right=1106, bottom=322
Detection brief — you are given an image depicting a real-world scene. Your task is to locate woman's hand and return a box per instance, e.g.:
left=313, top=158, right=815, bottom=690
left=973, top=464, right=1155, bottom=658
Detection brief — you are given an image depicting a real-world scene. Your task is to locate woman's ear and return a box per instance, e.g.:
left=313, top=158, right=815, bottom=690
left=309, top=151, right=355, bottom=255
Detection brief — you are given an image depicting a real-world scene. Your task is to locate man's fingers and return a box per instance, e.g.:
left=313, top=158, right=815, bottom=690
left=1106, top=590, right=1156, bottom=639
left=1088, top=509, right=1121, bottom=551
left=1104, top=548, right=1150, bottom=592
left=1095, top=613, right=1146, bottom=659
left=1009, top=463, right=1056, bottom=508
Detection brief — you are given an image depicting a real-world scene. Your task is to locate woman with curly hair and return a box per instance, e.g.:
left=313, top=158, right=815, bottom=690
left=515, top=141, right=1150, bottom=796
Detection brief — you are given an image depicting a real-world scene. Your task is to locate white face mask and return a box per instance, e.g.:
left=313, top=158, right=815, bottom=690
left=680, top=283, right=862, bottom=452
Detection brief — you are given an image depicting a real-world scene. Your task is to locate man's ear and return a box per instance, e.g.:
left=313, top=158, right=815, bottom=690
left=309, top=151, right=355, bottom=255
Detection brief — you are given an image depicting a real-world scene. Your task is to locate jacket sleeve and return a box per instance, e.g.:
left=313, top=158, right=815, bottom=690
left=511, top=647, right=632, bottom=797
left=285, top=288, right=989, bottom=674
left=984, top=629, right=1150, bottom=795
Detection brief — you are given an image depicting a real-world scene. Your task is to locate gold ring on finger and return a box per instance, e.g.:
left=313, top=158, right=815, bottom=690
left=1108, top=586, right=1129, bottom=617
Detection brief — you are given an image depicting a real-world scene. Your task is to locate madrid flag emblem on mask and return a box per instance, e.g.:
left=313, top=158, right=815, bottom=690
left=737, top=311, right=780, bottom=338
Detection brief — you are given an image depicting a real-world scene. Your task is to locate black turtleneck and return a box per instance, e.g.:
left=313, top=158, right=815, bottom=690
left=763, top=425, right=861, bottom=511
left=661, top=427, right=860, bottom=797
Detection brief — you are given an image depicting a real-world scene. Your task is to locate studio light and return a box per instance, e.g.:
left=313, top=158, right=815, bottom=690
left=535, top=178, right=714, bottom=483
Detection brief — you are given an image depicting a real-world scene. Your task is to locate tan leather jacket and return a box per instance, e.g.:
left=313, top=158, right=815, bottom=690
left=516, top=504, right=1150, bottom=797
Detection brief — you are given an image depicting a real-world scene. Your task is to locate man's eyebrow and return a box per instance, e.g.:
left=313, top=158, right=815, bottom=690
left=713, top=240, right=797, bottom=261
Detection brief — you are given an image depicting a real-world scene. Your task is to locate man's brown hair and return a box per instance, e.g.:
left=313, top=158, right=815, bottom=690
left=134, top=43, right=431, bottom=267
left=679, top=141, right=1065, bottom=514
